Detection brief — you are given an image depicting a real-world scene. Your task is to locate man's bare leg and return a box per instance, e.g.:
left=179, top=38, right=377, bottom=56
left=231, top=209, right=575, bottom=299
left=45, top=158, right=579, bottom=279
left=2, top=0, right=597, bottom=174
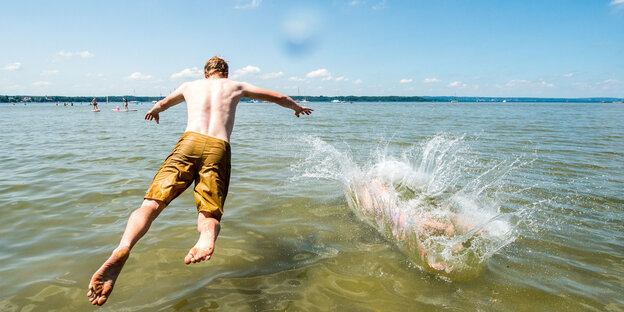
left=184, top=211, right=220, bottom=264
left=87, top=199, right=166, bottom=306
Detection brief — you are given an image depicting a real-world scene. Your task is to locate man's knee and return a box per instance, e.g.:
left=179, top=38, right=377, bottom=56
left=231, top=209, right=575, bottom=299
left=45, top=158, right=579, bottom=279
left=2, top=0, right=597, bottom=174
left=140, top=199, right=166, bottom=214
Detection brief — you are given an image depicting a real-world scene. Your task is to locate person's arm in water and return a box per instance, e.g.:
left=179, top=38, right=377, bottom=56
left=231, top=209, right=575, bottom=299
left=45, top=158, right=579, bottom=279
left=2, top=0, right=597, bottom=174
left=241, top=83, right=313, bottom=117
left=145, top=84, right=186, bottom=124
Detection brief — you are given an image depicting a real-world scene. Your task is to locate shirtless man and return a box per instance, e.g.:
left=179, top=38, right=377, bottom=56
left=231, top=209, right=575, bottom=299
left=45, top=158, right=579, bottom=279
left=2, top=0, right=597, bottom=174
left=87, top=56, right=313, bottom=306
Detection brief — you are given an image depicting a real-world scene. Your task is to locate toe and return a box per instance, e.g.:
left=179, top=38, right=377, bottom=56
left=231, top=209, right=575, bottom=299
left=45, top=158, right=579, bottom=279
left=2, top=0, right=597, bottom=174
left=184, top=249, right=196, bottom=264
left=97, top=295, right=108, bottom=305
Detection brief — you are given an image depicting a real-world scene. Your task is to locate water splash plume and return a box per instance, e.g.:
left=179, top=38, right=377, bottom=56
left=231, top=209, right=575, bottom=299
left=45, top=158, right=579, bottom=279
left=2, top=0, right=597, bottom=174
left=292, top=135, right=523, bottom=280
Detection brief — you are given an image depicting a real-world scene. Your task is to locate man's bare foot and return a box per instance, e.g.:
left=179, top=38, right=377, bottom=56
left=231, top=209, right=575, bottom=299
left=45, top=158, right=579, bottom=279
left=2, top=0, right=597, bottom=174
left=184, top=231, right=216, bottom=264
left=185, top=213, right=220, bottom=264
left=87, top=247, right=130, bottom=306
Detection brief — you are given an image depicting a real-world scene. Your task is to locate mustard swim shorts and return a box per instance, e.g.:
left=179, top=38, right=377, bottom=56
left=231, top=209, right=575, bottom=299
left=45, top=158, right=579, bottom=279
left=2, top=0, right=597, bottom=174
left=144, top=131, right=231, bottom=221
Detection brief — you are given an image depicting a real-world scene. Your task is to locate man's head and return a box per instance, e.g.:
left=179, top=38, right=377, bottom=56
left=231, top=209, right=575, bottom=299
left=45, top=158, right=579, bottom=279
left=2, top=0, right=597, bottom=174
left=204, top=56, right=229, bottom=78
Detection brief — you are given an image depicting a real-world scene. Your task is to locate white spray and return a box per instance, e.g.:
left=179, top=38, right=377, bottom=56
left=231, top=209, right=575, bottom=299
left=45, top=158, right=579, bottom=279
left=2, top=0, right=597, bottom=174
left=293, top=135, right=523, bottom=280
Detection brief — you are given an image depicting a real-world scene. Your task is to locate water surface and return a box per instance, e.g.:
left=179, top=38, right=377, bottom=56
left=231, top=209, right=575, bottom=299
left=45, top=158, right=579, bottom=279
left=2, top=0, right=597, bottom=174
left=0, top=101, right=622, bottom=311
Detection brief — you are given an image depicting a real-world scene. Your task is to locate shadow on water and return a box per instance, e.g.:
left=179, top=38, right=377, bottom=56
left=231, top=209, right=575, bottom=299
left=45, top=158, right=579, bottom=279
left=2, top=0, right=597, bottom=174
left=123, top=227, right=339, bottom=311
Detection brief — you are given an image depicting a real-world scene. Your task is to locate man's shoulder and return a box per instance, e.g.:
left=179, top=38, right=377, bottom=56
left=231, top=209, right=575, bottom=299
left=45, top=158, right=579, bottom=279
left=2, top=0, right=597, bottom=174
left=184, top=79, right=248, bottom=93
left=221, top=79, right=249, bottom=91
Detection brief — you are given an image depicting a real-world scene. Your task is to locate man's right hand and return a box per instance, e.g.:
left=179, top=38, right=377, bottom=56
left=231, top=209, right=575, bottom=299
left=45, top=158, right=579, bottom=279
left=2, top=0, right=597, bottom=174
left=295, top=106, right=314, bottom=118
left=145, top=108, right=160, bottom=124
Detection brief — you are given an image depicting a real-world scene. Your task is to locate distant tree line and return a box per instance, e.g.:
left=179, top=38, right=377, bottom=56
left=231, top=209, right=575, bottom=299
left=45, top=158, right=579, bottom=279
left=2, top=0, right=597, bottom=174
left=289, top=96, right=434, bottom=102
left=0, top=95, right=434, bottom=103
left=0, top=95, right=161, bottom=103
left=2, top=94, right=622, bottom=103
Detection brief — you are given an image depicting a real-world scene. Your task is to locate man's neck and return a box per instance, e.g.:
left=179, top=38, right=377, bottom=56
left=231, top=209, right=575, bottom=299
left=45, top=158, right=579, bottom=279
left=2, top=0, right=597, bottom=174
left=206, top=74, right=226, bottom=80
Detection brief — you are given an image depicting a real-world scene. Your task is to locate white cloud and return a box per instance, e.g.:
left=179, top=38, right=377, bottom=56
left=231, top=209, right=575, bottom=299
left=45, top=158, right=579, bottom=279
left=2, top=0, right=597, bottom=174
left=58, top=50, right=94, bottom=58
left=170, top=67, right=203, bottom=80
left=32, top=81, right=51, bottom=86
left=41, top=70, right=59, bottom=76
left=126, top=72, right=152, bottom=80
left=58, top=50, right=73, bottom=57
left=597, top=79, right=622, bottom=90
left=86, top=72, right=104, bottom=78
left=504, top=79, right=555, bottom=88
left=562, top=73, right=574, bottom=78
left=231, top=65, right=261, bottom=79
left=334, top=76, right=348, bottom=81
left=448, top=81, right=468, bottom=88
left=423, top=78, right=441, bottom=83
left=349, top=1, right=361, bottom=5
left=261, top=71, right=284, bottom=79
left=539, top=79, right=555, bottom=88
left=289, top=76, right=306, bottom=81
left=77, top=51, right=94, bottom=58
left=505, top=79, right=530, bottom=87
left=235, top=0, right=261, bottom=9
left=306, top=69, right=332, bottom=80
left=372, top=0, right=387, bottom=10
left=353, top=79, right=363, bottom=84
left=3, top=62, right=21, bottom=71
left=610, top=0, right=624, bottom=5
left=601, top=78, right=619, bottom=83
left=399, top=78, right=413, bottom=84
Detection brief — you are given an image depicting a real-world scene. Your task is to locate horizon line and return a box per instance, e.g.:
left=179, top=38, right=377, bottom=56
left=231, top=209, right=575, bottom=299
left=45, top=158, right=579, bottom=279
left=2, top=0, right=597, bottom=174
left=2, top=94, right=623, bottom=99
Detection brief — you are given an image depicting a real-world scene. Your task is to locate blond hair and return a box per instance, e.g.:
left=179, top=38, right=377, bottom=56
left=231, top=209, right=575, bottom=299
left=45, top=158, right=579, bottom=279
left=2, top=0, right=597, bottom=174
left=204, top=56, right=229, bottom=78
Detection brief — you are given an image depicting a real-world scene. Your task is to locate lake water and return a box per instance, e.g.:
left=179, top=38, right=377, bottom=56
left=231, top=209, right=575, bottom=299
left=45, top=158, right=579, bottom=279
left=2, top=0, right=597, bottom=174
left=0, top=101, right=622, bottom=311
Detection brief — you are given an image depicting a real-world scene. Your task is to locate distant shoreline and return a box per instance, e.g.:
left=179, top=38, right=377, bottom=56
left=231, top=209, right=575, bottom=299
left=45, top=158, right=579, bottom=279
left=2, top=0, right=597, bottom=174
left=1, top=95, right=622, bottom=103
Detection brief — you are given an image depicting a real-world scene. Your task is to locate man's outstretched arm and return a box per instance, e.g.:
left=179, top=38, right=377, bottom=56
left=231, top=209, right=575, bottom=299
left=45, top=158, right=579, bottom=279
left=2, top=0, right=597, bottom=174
left=241, top=83, right=313, bottom=117
left=145, top=84, right=186, bottom=124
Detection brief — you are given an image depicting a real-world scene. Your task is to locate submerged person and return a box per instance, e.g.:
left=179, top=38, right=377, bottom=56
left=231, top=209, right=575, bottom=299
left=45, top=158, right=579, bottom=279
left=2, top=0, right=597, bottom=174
left=356, top=179, right=473, bottom=273
left=87, top=56, right=313, bottom=306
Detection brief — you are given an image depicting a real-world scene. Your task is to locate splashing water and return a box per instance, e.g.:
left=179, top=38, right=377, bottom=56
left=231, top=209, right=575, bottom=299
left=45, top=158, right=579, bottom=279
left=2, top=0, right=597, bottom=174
left=293, top=135, right=524, bottom=280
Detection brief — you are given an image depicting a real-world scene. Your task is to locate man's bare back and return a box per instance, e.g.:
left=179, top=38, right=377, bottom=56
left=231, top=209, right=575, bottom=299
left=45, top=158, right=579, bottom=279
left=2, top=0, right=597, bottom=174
left=145, top=76, right=312, bottom=142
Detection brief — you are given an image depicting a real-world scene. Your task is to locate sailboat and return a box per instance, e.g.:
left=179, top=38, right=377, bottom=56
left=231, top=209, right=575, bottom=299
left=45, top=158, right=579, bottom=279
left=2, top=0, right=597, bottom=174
left=297, top=87, right=308, bottom=103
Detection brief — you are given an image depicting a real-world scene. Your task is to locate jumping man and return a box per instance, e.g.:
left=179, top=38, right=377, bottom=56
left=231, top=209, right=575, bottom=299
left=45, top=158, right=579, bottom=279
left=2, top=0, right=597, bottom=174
left=87, top=56, right=313, bottom=306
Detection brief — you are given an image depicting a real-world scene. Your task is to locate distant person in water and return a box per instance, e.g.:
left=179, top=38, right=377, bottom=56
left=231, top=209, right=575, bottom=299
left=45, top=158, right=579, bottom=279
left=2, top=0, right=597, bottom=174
left=91, top=98, right=98, bottom=110
left=87, top=56, right=313, bottom=306
left=123, top=98, right=128, bottom=111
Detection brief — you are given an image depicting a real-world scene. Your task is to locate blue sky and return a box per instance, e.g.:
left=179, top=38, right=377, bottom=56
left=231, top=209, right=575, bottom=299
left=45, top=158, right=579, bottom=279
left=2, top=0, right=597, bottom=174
left=1, top=0, right=623, bottom=97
